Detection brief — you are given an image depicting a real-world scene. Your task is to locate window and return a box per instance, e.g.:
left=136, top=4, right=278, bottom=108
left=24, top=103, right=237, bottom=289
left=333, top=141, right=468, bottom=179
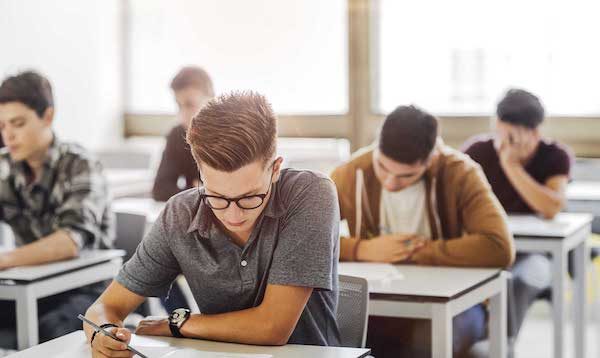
left=375, top=0, right=600, bottom=116
left=127, top=0, right=348, bottom=115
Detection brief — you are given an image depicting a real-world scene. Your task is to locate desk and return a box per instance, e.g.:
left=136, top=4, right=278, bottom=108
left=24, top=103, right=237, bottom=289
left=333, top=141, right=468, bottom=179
left=106, top=169, right=155, bottom=198
left=567, top=181, right=600, bottom=202
left=339, top=263, right=507, bottom=358
left=10, top=330, right=371, bottom=358
left=567, top=181, right=600, bottom=233
left=508, top=213, right=593, bottom=358
left=112, top=197, right=165, bottom=227
left=0, top=250, right=125, bottom=350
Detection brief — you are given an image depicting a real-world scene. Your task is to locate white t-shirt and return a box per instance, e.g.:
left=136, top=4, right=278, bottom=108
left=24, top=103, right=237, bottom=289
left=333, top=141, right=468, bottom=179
left=379, top=179, right=431, bottom=239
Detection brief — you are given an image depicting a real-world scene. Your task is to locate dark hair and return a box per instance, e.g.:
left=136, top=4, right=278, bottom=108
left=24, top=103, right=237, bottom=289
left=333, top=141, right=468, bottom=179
left=496, top=88, right=544, bottom=129
left=0, top=71, right=54, bottom=118
left=170, top=66, right=214, bottom=97
left=379, top=105, right=438, bottom=164
left=186, top=91, right=277, bottom=172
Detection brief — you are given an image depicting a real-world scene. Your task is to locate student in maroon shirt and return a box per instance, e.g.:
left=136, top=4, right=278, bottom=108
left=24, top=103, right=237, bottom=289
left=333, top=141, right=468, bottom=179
left=152, top=66, right=214, bottom=202
left=463, top=88, right=573, bottom=343
left=151, top=66, right=214, bottom=312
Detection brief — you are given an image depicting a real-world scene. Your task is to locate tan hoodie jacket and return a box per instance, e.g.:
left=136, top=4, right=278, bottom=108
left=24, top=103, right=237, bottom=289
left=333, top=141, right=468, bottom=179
left=330, top=142, right=515, bottom=268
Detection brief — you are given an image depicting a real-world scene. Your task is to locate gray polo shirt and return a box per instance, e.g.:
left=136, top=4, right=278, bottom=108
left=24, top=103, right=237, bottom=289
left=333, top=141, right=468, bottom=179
left=116, top=169, right=341, bottom=346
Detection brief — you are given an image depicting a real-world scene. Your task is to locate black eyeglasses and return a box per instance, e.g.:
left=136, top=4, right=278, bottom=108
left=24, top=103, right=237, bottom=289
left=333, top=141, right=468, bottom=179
left=199, top=169, right=275, bottom=210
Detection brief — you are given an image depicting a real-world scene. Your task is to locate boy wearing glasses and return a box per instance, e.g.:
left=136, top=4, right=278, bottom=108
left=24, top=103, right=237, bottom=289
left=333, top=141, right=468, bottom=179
left=84, top=92, right=341, bottom=356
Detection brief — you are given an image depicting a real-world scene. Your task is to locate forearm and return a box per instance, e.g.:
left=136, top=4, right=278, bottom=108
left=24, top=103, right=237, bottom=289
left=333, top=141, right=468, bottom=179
left=413, top=233, right=515, bottom=268
left=84, top=280, right=145, bottom=342
left=181, top=306, right=291, bottom=345
left=339, top=236, right=360, bottom=261
left=83, top=301, right=128, bottom=342
left=502, top=163, right=564, bottom=217
left=1, top=230, right=78, bottom=269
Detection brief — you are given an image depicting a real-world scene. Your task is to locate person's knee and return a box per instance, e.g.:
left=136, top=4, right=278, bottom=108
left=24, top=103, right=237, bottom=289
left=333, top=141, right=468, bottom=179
left=512, top=254, right=552, bottom=290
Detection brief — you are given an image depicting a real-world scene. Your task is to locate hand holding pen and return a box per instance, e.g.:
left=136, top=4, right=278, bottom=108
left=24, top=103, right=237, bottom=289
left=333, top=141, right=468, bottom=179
left=78, top=314, right=148, bottom=358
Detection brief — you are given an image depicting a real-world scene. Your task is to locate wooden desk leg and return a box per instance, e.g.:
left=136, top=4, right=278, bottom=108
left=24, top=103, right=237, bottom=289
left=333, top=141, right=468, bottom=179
left=16, top=285, right=38, bottom=350
left=489, top=275, right=507, bottom=358
left=552, top=247, right=568, bottom=358
left=574, top=239, right=589, bottom=358
left=431, top=303, right=452, bottom=358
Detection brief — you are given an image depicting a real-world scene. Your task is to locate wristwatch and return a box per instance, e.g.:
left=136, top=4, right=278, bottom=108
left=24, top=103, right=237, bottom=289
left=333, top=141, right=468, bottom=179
left=168, top=308, right=191, bottom=338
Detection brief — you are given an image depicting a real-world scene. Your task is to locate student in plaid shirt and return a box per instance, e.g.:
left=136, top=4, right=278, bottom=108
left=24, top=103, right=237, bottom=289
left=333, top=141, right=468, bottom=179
left=0, top=71, right=114, bottom=348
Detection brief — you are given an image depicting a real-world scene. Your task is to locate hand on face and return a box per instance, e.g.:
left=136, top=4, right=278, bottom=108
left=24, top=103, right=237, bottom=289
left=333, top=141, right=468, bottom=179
left=356, top=234, right=427, bottom=263
left=497, top=126, right=537, bottom=166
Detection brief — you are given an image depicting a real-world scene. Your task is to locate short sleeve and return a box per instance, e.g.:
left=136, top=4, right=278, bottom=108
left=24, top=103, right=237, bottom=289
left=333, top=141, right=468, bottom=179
left=267, top=176, right=340, bottom=291
left=115, top=206, right=181, bottom=297
left=462, top=135, right=493, bottom=164
left=541, top=144, right=572, bottom=180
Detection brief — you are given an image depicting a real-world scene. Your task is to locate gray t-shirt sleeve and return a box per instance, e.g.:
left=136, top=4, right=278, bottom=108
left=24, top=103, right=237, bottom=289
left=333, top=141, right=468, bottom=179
left=115, top=206, right=181, bottom=297
left=268, top=175, right=340, bottom=291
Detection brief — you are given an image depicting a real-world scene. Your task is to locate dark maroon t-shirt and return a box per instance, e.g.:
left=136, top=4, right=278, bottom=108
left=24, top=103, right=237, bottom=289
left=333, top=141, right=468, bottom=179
left=463, top=134, right=573, bottom=214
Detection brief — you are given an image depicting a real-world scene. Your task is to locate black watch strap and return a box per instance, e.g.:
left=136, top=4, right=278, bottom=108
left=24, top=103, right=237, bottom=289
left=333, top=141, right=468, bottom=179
left=91, top=323, right=119, bottom=344
left=169, top=322, right=184, bottom=338
left=169, top=309, right=191, bottom=338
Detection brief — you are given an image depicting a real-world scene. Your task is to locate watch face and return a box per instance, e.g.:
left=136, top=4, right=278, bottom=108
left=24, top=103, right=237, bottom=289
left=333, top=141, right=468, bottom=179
left=170, top=308, right=190, bottom=325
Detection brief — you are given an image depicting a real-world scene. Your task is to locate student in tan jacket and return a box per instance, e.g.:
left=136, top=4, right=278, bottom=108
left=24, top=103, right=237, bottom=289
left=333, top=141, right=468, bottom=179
left=331, top=105, right=515, bottom=358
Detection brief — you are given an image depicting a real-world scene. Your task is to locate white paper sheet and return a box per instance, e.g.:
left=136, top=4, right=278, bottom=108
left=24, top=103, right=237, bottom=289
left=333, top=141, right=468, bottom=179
left=338, top=262, right=403, bottom=281
left=160, top=348, right=272, bottom=358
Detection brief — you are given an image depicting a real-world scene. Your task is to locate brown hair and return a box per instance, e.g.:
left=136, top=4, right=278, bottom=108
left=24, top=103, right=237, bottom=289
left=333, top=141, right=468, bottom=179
left=0, top=70, right=54, bottom=118
left=170, top=66, right=214, bottom=97
left=186, top=91, right=277, bottom=172
left=379, top=105, right=438, bottom=164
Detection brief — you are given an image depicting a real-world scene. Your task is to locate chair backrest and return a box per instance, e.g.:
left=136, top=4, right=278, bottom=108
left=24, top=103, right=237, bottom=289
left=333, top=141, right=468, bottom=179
left=337, top=274, right=369, bottom=348
left=114, top=211, right=147, bottom=262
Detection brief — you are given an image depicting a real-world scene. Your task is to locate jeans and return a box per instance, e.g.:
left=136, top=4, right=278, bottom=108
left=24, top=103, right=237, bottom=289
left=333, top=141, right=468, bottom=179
left=507, top=253, right=552, bottom=338
left=161, top=280, right=190, bottom=313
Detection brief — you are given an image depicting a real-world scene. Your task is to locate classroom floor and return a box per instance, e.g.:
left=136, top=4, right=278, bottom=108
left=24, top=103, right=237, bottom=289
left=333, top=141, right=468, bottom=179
left=514, top=301, right=599, bottom=358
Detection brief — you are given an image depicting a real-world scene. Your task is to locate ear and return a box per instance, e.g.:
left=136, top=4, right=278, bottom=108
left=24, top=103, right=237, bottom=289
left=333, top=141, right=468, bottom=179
left=41, top=107, right=54, bottom=127
left=271, top=156, right=284, bottom=183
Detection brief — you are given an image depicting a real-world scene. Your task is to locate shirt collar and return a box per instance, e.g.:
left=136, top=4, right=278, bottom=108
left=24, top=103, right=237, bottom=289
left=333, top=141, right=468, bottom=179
left=12, top=134, right=61, bottom=189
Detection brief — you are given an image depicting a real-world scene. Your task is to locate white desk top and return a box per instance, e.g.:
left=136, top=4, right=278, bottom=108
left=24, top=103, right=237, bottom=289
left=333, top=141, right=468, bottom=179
left=339, top=263, right=501, bottom=301
left=508, top=212, right=593, bottom=238
left=106, top=169, right=155, bottom=198
left=11, top=331, right=370, bottom=358
left=112, top=197, right=166, bottom=224
left=567, top=181, right=600, bottom=201
left=0, top=249, right=125, bottom=282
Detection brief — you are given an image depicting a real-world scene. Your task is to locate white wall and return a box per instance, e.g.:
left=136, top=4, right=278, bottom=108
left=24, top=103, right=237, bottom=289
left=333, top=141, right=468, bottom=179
left=0, top=0, right=124, bottom=150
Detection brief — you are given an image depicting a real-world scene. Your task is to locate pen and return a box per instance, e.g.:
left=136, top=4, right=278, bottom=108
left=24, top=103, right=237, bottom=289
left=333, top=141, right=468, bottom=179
left=78, top=314, right=148, bottom=358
